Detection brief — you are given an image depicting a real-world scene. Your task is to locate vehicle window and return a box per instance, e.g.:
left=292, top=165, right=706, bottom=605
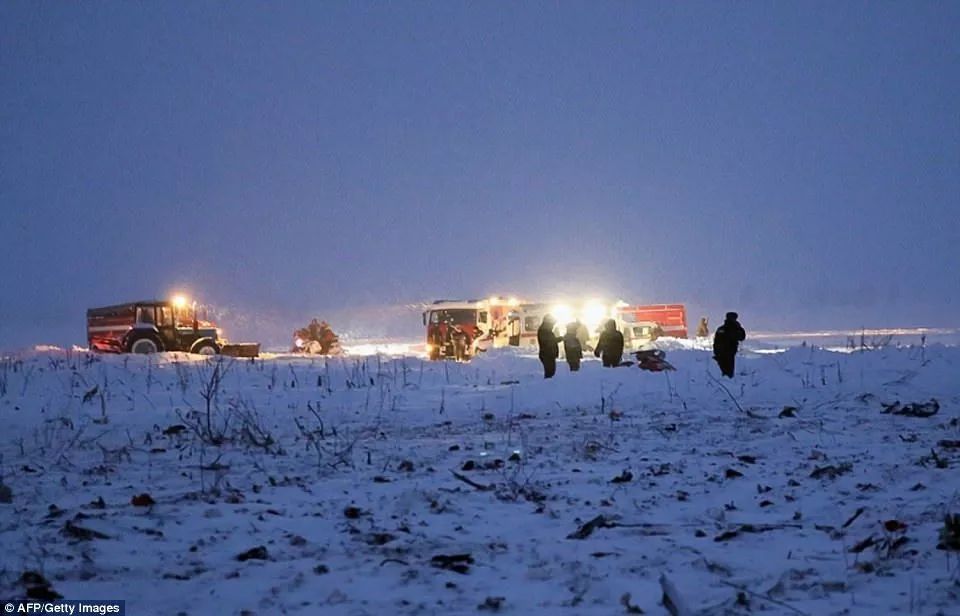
left=174, top=307, right=191, bottom=328
left=157, top=307, right=172, bottom=327
left=434, top=309, right=476, bottom=325
left=478, top=311, right=488, bottom=324
left=430, top=312, right=439, bottom=324
left=524, top=316, right=540, bottom=332
left=137, top=307, right=155, bottom=324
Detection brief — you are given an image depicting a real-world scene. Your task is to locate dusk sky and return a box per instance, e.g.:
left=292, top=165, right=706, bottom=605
left=2, top=2, right=958, bottom=348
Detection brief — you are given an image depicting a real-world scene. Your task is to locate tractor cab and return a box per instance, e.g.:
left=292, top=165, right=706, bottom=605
left=129, top=300, right=220, bottom=354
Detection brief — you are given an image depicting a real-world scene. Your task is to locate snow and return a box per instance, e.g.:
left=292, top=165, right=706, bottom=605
left=1, top=344, right=958, bottom=615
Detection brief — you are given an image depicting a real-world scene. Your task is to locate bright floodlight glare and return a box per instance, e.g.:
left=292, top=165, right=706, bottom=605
left=583, top=302, right=607, bottom=330
left=172, top=294, right=189, bottom=309
left=551, top=304, right=574, bottom=326
left=507, top=297, right=519, bottom=306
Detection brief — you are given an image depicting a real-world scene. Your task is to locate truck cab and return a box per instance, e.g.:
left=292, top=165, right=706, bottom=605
left=422, top=301, right=484, bottom=360
left=614, top=304, right=688, bottom=350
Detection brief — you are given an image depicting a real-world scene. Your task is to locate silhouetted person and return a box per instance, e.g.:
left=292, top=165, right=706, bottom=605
left=650, top=323, right=664, bottom=341
left=562, top=322, right=583, bottom=372
left=451, top=325, right=468, bottom=362
left=713, top=312, right=746, bottom=378
left=696, top=316, right=710, bottom=338
left=574, top=319, right=591, bottom=352
left=594, top=319, right=624, bottom=367
left=537, top=315, right=561, bottom=378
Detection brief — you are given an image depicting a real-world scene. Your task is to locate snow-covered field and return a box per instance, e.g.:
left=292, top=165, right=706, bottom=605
left=1, top=344, right=958, bottom=615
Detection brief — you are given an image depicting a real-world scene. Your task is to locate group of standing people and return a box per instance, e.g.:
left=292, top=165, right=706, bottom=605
left=537, top=316, right=626, bottom=378
left=536, top=311, right=746, bottom=379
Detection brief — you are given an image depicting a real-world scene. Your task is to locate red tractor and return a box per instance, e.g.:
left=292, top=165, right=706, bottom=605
left=86, top=297, right=259, bottom=356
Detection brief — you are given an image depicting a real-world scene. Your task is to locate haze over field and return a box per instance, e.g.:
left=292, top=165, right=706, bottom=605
left=1, top=3, right=958, bottom=349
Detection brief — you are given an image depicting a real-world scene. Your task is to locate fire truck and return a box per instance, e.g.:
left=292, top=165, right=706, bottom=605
left=86, top=296, right=259, bottom=357
left=422, top=300, right=485, bottom=360
left=614, top=303, right=688, bottom=350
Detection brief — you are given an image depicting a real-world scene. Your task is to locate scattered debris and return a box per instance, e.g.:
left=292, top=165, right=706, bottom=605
left=567, top=515, right=615, bottom=540
left=719, top=580, right=810, bottom=616
left=659, top=573, right=691, bottom=616
left=849, top=536, right=876, bottom=553
left=620, top=592, right=644, bottom=614
left=477, top=596, right=505, bottom=611
left=714, top=523, right=802, bottom=542
left=842, top=507, right=866, bottom=529
left=20, top=571, right=61, bottom=600
left=365, top=532, right=395, bottom=546
left=62, top=520, right=109, bottom=541
left=162, top=424, right=188, bottom=436
left=883, top=519, right=907, bottom=533
left=343, top=506, right=366, bottom=519
left=810, top=463, right=852, bottom=480
left=779, top=406, right=798, bottom=418
left=634, top=349, right=675, bottom=372
left=0, top=482, right=12, bottom=504
left=610, top=470, right=633, bottom=484
left=937, top=514, right=960, bottom=551
left=880, top=399, right=939, bottom=418
left=131, top=493, right=156, bottom=507
left=920, top=449, right=950, bottom=469
left=236, top=546, right=269, bottom=561
left=451, top=470, right=493, bottom=491
left=431, top=553, right=474, bottom=574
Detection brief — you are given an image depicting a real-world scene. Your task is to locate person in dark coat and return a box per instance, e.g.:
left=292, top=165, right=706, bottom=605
left=451, top=324, right=468, bottom=362
left=562, top=322, right=583, bottom=372
left=594, top=319, right=624, bottom=367
left=574, top=319, right=591, bottom=352
left=537, top=315, right=561, bottom=378
left=713, top=312, right=746, bottom=378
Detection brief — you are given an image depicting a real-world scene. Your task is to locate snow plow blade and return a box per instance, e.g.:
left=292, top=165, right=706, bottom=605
left=221, top=343, right=260, bottom=358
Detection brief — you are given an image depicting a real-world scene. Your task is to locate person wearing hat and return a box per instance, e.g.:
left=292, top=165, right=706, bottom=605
left=713, top=312, right=746, bottom=378
left=562, top=322, right=584, bottom=372
left=594, top=319, right=625, bottom=367
left=537, top=314, right=562, bottom=378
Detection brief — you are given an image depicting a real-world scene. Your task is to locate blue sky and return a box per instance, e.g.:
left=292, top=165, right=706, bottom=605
left=1, top=2, right=958, bottom=347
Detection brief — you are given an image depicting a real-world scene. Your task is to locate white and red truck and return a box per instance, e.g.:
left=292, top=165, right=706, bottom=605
left=422, top=298, right=689, bottom=358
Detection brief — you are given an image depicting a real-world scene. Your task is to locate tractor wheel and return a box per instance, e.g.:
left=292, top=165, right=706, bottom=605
left=192, top=340, right=220, bottom=356
left=128, top=335, right=160, bottom=354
